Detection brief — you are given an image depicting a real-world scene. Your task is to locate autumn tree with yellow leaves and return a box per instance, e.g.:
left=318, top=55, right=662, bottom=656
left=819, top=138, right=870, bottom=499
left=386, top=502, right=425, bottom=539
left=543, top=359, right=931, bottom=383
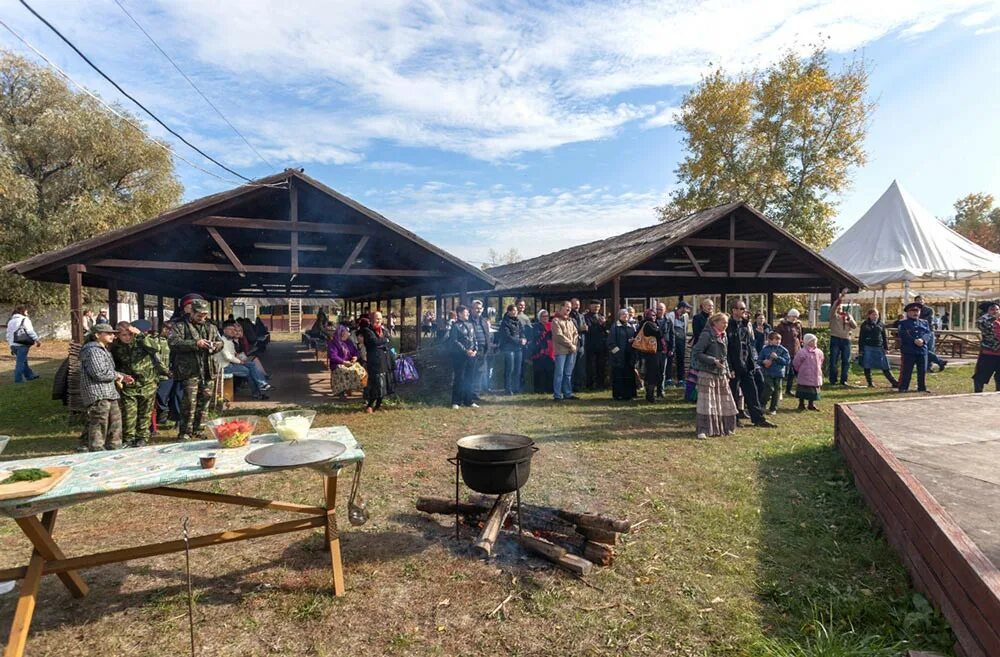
left=659, top=48, right=872, bottom=249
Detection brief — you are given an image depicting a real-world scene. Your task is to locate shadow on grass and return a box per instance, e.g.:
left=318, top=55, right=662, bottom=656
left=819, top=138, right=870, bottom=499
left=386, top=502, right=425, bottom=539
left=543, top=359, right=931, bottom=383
left=754, top=441, right=954, bottom=655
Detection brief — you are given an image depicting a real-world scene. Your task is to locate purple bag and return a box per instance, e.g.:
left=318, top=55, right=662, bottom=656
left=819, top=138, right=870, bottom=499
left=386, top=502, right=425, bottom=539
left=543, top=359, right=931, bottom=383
left=394, top=355, right=419, bottom=384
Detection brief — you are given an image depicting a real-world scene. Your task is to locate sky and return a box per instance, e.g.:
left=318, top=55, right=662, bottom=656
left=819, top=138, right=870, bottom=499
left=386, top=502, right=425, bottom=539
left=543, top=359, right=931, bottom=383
left=2, top=0, right=999, bottom=266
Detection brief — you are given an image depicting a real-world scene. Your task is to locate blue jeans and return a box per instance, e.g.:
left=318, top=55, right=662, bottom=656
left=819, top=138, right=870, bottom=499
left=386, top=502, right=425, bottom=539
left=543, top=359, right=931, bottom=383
left=156, top=379, right=183, bottom=422
left=829, top=336, right=851, bottom=384
left=503, top=349, right=523, bottom=393
left=553, top=352, right=577, bottom=399
left=224, top=363, right=266, bottom=396
left=10, top=345, right=36, bottom=383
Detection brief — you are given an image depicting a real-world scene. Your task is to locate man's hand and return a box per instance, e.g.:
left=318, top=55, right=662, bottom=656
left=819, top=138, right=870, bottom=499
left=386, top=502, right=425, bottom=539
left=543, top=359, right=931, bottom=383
left=763, top=358, right=772, bottom=368
left=121, top=375, right=135, bottom=385
left=521, top=338, right=527, bottom=346
left=914, top=338, right=925, bottom=347
left=196, top=339, right=211, bottom=349
left=128, top=325, right=141, bottom=335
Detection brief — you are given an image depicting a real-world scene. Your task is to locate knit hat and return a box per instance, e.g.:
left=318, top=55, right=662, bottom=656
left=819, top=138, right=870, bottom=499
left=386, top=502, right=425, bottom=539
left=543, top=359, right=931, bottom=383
left=91, top=323, right=114, bottom=334
left=803, top=333, right=818, bottom=346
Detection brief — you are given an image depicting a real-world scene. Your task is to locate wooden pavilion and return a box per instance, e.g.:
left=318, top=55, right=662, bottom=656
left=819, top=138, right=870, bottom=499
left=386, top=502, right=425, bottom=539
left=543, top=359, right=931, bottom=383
left=4, top=169, right=496, bottom=346
left=481, top=201, right=863, bottom=317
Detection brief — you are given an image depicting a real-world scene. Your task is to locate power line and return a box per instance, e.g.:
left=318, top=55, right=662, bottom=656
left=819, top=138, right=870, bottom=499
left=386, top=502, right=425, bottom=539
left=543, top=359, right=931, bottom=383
left=18, top=0, right=252, bottom=182
left=110, top=0, right=275, bottom=170
left=0, top=18, right=285, bottom=189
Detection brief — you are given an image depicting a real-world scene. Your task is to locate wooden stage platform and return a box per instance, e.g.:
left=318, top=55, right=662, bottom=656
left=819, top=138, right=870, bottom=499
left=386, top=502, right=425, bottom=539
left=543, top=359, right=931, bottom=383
left=835, top=393, right=1000, bottom=657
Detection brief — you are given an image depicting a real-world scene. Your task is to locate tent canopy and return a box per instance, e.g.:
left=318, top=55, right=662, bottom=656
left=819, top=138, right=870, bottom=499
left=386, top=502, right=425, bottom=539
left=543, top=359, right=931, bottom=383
left=822, top=180, right=1000, bottom=289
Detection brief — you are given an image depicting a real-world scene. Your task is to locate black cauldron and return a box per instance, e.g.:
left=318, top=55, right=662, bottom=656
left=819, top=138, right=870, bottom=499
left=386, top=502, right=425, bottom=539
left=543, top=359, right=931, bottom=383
left=455, top=434, right=537, bottom=495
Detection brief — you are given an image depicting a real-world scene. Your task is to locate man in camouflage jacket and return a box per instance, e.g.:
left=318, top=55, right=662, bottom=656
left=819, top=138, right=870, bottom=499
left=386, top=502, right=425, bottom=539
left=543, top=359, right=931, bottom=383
left=169, top=299, right=223, bottom=441
left=111, top=320, right=160, bottom=447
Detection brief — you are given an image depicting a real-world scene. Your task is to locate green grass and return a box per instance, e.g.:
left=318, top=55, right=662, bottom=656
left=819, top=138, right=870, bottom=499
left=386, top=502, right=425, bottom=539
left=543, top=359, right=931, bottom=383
left=0, top=347, right=970, bottom=656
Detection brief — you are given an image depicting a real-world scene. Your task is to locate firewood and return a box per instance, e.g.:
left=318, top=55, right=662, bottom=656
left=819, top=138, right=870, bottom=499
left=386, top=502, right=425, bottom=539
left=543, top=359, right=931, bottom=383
left=473, top=494, right=514, bottom=558
left=416, top=496, right=491, bottom=516
left=575, top=526, right=618, bottom=545
left=519, top=534, right=593, bottom=576
left=556, top=510, right=632, bottom=534
left=582, top=541, right=614, bottom=566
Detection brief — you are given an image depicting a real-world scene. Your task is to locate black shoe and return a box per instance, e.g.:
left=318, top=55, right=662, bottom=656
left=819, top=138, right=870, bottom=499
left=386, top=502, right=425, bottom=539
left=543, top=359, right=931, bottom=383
left=938, top=361, right=947, bottom=372
left=736, top=410, right=748, bottom=420
left=566, top=395, right=580, bottom=400
left=129, top=439, right=147, bottom=448
left=754, top=420, right=778, bottom=428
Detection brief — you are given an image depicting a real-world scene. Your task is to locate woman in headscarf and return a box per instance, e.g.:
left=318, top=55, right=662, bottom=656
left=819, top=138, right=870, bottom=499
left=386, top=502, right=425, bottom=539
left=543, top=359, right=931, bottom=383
left=530, top=309, right=554, bottom=393
left=328, top=324, right=366, bottom=398
left=637, top=308, right=663, bottom=403
left=607, top=308, right=637, bottom=401
left=359, top=312, right=394, bottom=412
left=691, top=312, right=738, bottom=439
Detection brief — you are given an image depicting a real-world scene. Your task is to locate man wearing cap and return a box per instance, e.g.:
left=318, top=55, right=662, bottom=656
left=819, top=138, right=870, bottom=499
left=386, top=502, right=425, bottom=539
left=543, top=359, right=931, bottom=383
left=913, top=295, right=948, bottom=372
left=79, top=323, right=131, bottom=451
left=828, top=299, right=857, bottom=386
left=110, top=320, right=160, bottom=448
left=897, top=302, right=933, bottom=393
left=665, top=301, right=691, bottom=387
left=169, top=299, right=223, bottom=441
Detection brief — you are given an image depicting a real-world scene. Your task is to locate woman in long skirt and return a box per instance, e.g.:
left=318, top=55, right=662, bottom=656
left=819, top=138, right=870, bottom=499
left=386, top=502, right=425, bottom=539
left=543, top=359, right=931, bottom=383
left=359, top=312, right=394, bottom=412
left=328, top=324, right=366, bottom=397
left=607, top=309, right=637, bottom=400
left=858, top=309, right=898, bottom=388
left=690, top=312, right=738, bottom=439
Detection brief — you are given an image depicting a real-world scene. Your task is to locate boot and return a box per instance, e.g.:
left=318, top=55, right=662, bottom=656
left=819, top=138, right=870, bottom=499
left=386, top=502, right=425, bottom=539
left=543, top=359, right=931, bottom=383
left=864, top=370, right=874, bottom=387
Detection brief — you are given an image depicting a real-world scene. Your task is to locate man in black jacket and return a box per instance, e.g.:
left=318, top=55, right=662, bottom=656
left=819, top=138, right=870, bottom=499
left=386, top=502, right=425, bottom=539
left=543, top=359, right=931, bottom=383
left=449, top=305, right=479, bottom=409
left=583, top=300, right=608, bottom=389
left=913, top=295, right=948, bottom=372
left=691, top=298, right=714, bottom=343
left=654, top=302, right=675, bottom=397
left=498, top=304, right=526, bottom=394
left=469, top=300, right=491, bottom=399
left=726, top=300, right=776, bottom=428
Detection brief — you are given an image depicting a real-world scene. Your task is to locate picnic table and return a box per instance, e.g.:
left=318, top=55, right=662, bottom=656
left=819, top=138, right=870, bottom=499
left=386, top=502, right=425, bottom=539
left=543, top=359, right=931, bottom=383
left=0, top=426, right=364, bottom=657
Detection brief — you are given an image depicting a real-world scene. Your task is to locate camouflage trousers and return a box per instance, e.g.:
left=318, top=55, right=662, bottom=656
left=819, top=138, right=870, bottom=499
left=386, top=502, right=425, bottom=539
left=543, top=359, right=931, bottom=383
left=85, top=398, right=123, bottom=451
left=120, top=386, right=156, bottom=444
left=178, top=377, right=214, bottom=438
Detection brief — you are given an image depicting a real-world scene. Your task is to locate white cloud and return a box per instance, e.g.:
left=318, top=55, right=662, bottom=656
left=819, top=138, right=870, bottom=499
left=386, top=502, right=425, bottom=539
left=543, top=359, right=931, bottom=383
left=2, top=0, right=992, bottom=167
left=373, top=181, right=671, bottom=262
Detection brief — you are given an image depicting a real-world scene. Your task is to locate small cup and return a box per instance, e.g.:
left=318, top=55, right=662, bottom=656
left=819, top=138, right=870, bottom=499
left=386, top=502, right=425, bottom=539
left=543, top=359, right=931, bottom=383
left=199, top=454, right=217, bottom=469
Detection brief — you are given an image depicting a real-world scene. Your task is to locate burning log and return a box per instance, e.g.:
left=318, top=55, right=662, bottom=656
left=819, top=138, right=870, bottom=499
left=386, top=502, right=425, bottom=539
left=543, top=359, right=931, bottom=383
left=473, top=494, right=514, bottom=558
left=582, top=541, right=614, bottom=566
left=519, top=535, right=594, bottom=576
left=575, top=526, right=618, bottom=545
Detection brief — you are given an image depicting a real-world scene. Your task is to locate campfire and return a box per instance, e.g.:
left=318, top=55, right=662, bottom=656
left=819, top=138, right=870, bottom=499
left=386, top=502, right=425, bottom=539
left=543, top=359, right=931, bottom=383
left=417, top=434, right=632, bottom=575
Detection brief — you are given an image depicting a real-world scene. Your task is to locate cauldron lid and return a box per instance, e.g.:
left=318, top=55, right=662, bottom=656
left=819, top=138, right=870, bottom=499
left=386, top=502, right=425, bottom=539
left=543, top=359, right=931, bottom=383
left=245, top=440, right=346, bottom=467
left=456, top=434, right=534, bottom=451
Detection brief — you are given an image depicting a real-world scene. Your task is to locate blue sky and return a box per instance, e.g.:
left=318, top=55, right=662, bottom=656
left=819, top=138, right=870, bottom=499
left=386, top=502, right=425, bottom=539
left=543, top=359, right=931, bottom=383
left=2, top=0, right=998, bottom=265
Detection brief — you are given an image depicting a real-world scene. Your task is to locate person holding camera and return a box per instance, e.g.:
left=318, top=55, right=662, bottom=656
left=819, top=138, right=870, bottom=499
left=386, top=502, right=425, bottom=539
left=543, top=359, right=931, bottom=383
left=828, top=298, right=857, bottom=386
left=168, top=298, right=223, bottom=441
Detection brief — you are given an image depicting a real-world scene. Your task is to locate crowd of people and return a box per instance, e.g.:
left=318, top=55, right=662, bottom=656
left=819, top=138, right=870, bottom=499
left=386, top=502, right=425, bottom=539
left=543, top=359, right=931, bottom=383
left=5, top=292, right=999, bottom=446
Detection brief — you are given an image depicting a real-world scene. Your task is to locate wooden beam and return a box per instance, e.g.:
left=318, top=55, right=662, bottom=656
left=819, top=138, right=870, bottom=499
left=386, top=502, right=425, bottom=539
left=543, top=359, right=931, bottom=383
left=339, top=236, right=369, bottom=273
left=682, top=246, right=705, bottom=276
left=612, top=275, right=621, bottom=314
left=415, top=295, right=423, bottom=350
left=156, top=295, right=164, bottom=328
left=137, top=292, right=146, bottom=320
left=289, top=182, right=299, bottom=275
left=108, top=280, right=118, bottom=325
left=194, top=216, right=374, bottom=236
left=676, top=238, right=780, bottom=250
left=85, top=265, right=191, bottom=298
left=89, top=259, right=440, bottom=278
left=624, top=270, right=820, bottom=279
left=758, top=250, right=778, bottom=277
left=206, top=227, right=247, bottom=275
left=139, top=487, right=326, bottom=515
left=14, top=512, right=88, bottom=599
left=68, top=264, right=84, bottom=344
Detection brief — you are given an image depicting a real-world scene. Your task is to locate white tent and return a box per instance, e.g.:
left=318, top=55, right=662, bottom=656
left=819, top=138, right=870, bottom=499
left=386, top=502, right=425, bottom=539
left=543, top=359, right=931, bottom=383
left=823, top=181, right=1000, bottom=328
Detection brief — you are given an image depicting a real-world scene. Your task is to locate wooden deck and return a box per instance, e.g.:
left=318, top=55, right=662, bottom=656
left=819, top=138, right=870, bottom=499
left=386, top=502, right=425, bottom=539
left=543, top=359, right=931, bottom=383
left=835, top=393, right=1000, bottom=657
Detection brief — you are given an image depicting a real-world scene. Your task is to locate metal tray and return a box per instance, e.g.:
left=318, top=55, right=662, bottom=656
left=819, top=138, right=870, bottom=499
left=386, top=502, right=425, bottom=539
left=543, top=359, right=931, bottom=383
left=245, top=440, right=346, bottom=468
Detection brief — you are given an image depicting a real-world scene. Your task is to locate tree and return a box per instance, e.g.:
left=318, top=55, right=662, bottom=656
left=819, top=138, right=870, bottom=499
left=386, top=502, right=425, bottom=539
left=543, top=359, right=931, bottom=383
left=659, top=48, right=872, bottom=249
left=950, top=193, right=1000, bottom=252
left=482, top=248, right=522, bottom=269
left=0, top=51, right=182, bottom=305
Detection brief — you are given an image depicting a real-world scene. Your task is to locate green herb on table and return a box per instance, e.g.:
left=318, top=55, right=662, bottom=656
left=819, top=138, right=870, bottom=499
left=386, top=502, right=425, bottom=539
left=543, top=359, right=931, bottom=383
left=0, top=468, right=51, bottom=485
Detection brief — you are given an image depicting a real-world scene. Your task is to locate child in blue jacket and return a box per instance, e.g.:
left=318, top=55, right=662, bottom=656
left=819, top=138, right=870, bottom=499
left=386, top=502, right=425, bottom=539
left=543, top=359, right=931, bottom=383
left=757, top=331, right=791, bottom=414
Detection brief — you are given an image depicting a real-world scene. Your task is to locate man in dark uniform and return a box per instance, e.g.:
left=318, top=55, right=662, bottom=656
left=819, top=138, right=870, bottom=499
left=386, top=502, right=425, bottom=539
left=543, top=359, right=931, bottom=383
left=169, top=299, right=223, bottom=441
left=897, top=302, right=933, bottom=393
left=569, top=298, right=588, bottom=392
left=583, top=300, right=608, bottom=389
left=726, top=299, right=777, bottom=428
left=913, top=295, right=947, bottom=372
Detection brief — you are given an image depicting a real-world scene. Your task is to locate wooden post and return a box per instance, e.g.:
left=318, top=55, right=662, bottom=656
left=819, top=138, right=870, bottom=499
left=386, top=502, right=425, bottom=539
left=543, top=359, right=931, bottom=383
left=459, top=280, right=469, bottom=306
left=68, top=264, right=85, bottom=344
left=612, top=276, right=621, bottom=315
left=721, top=293, right=728, bottom=312
left=324, top=475, right=345, bottom=596
left=137, top=292, right=145, bottom=320
left=766, top=292, right=775, bottom=324
left=156, top=295, right=164, bottom=329
left=108, top=281, right=118, bottom=325
left=289, top=180, right=299, bottom=276
left=415, top=295, right=423, bottom=350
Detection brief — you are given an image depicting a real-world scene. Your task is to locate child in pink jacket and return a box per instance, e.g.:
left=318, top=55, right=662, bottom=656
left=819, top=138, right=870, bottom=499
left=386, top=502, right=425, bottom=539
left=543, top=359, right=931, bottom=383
left=792, top=333, right=824, bottom=411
